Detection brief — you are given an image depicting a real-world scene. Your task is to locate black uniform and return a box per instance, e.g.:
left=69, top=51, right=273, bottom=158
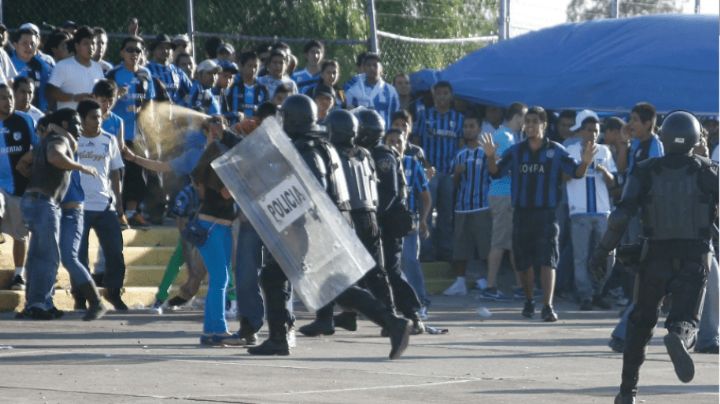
left=592, top=111, right=719, bottom=403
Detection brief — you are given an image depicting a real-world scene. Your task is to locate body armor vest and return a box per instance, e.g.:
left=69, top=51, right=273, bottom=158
left=642, top=159, right=713, bottom=241
left=338, top=146, right=379, bottom=211
left=297, top=136, right=351, bottom=211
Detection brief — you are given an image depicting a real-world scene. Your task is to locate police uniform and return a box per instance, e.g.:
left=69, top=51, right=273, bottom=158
left=591, top=112, right=719, bottom=404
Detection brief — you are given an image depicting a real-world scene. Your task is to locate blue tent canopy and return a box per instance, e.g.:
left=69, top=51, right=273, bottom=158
left=411, top=14, right=718, bottom=115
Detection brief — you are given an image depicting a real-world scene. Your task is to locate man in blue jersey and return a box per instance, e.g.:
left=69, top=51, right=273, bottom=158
left=106, top=36, right=156, bottom=228
left=184, top=59, right=221, bottom=115
left=385, top=129, right=432, bottom=318
left=482, top=106, right=595, bottom=322
left=414, top=81, right=463, bottom=263
left=565, top=110, right=617, bottom=311
left=226, top=51, right=269, bottom=122
left=345, top=53, right=399, bottom=126
left=258, top=49, right=297, bottom=99
left=10, top=27, right=53, bottom=111
left=146, top=34, right=192, bottom=104
left=444, top=115, right=492, bottom=296
left=481, top=102, right=526, bottom=300
left=0, top=85, right=37, bottom=291
left=215, top=60, right=239, bottom=123
left=291, top=40, right=323, bottom=93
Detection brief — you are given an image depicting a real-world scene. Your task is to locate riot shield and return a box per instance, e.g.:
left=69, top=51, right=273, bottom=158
left=211, top=117, right=375, bottom=311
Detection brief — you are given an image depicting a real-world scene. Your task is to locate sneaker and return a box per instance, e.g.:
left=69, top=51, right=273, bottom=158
left=167, top=296, right=189, bottom=307
left=200, top=332, right=244, bottom=347
left=475, top=278, right=488, bottom=290
left=521, top=300, right=535, bottom=318
left=418, top=306, right=429, bottom=320
left=608, top=336, right=625, bottom=353
left=579, top=299, right=593, bottom=311
left=151, top=299, right=165, bottom=315
left=664, top=332, right=695, bottom=383
left=128, top=213, right=150, bottom=229
left=541, top=305, right=558, bottom=322
left=8, top=275, right=24, bottom=291
left=118, top=214, right=130, bottom=230
left=512, top=287, right=525, bottom=300
left=479, top=287, right=511, bottom=302
left=287, top=327, right=297, bottom=348
left=411, top=319, right=425, bottom=335
left=225, top=300, right=238, bottom=320
left=443, top=278, right=467, bottom=296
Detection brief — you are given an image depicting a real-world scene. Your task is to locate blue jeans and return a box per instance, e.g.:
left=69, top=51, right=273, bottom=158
left=235, top=220, right=264, bottom=330
left=60, top=208, right=94, bottom=289
left=555, top=196, right=574, bottom=292
left=423, top=173, right=454, bottom=259
left=401, top=227, right=430, bottom=307
left=197, top=220, right=232, bottom=334
left=571, top=215, right=613, bottom=300
left=697, top=255, right=719, bottom=349
left=79, top=210, right=126, bottom=289
left=21, top=194, right=61, bottom=310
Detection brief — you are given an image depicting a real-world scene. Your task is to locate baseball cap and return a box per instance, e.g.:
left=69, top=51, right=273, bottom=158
left=571, top=109, right=600, bottom=131
left=19, top=22, right=40, bottom=36
left=218, top=59, right=239, bottom=74
left=172, top=34, right=190, bottom=44
left=196, top=59, right=222, bottom=74
left=217, top=43, right=235, bottom=55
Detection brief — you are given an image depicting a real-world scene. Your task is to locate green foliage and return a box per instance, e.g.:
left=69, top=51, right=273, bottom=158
left=566, top=0, right=680, bottom=22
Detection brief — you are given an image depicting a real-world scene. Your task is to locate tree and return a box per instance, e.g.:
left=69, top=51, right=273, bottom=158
left=567, top=0, right=681, bottom=22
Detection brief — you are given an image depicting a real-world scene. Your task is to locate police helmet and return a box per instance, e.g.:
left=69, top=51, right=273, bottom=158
left=327, top=110, right=359, bottom=147
left=352, top=108, right=385, bottom=149
left=660, top=110, right=701, bottom=155
left=281, top=94, right=317, bottom=137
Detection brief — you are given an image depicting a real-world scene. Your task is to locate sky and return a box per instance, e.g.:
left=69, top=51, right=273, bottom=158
left=508, top=0, right=719, bottom=38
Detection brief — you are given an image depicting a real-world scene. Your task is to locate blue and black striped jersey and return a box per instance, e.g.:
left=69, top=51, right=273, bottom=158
left=453, top=147, right=490, bottom=212
left=402, top=155, right=429, bottom=214
left=415, top=107, right=464, bottom=175
left=146, top=62, right=192, bottom=103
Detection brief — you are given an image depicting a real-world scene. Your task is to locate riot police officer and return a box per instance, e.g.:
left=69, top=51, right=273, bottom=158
left=298, top=109, right=397, bottom=336
left=248, top=95, right=412, bottom=358
left=591, top=111, right=719, bottom=404
left=354, top=108, right=426, bottom=334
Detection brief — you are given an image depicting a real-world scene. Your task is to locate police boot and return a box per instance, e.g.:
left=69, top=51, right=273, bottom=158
left=78, top=282, right=107, bottom=321
left=345, top=289, right=411, bottom=359
left=333, top=311, right=358, bottom=332
left=105, top=288, right=129, bottom=311
left=238, top=317, right=259, bottom=345
left=247, top=323, right=289, bottom=356
left=299, top=303, right=335, bottom=337
left=71, top=289, right=87, bottom=311
left=664, top=322, right=696, bottom=383
left=614, top=392, right=635, bottom=404
left=620, top=321, right=654, bottom=398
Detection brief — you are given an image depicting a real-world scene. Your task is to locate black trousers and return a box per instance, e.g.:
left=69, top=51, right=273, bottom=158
left=620, top=244, right=709, bottom=395
left=381, top=231, right=422, bottom=320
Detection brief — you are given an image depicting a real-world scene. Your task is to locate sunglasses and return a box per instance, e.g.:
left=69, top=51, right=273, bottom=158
left=124, top=47, right=142, bottom=54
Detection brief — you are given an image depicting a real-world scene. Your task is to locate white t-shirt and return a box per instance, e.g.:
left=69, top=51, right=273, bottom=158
left=0, top=48, right=18, bottom=84
left=48, top=57, right=105, bottom=110
left=566, top=142, right=617, bottom=216
left=77, top=131, right=124, bottom=211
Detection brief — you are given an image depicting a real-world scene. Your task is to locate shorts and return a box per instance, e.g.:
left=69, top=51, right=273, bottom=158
left=512, top=208, right=559, bottom=272
left=489, top=195, right=513, bottom=250
left=0, top=190, right=29, bottom=241
left=452, top=209, right=492, bottom=261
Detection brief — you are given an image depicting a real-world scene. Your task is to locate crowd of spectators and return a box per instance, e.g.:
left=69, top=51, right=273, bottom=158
left=0, top=18, right=716, bottom=353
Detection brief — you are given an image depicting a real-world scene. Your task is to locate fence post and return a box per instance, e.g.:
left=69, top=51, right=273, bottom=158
left=186, top=0, right=196, bottom=58
left=0, top=0, right=4, bottom=25
left=611, top=0, right=619, bottom=18
left=367, top=0, right=379, bottom=53
left=695, top=0, right=701, bottom=14
left=498, top=0, right=509, bottom=40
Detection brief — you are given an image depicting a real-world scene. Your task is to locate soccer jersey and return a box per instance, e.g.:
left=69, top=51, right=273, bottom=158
left=257, top=75, right=298, bottom=98
left=566, top=143, right=617, bottom=216
left=488, top=125, right=517, bottom=197
left=627, top=134, right=664, bottom=174
left=402, top=155, right=429, bottom=214
left=291, top=68, right=319, bottom=93
left=146, top=61, right=192, bottom=103
left=225, top=81, right=269, bottom=121
left=345, top=78, right=400, bottom=127
left=77, top=131, right=124, bottom=211
left=0, top=113, right=38, bottom=195
left=48, top=57, right=105, bottom=110
left=494, top=137, right=582, bottom=209
left=184, top=81, right=220, bottom=115
left=101, top=111, right=124, bottom=141
left=10, top=52, right=53, bottom=111
left=415, top=107, right=464, bottom=175
left=106, top=65, right=156, bottom=142
left=453, top=146, right=490, bottom=213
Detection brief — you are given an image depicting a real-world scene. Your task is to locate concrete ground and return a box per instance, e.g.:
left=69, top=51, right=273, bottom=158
left=0, top=295, right=717, bottom=404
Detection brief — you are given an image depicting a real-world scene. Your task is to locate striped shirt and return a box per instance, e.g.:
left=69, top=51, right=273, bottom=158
left=402, top=155, right=429, bottom=214
left=627, top=133, right=664, bottom=174
left=291, top=68, right=319, bottom=93
left=453, top=146, right=490, bottom=212
left=416, top=107, right=464, bottom=175
left=10, top=51, right=54, bottom=111
left=225, top=80, right=269, bottom=121
left=257, top=75, right=298, bottom=98
left=494, top=137, right=581, bottom=209
left=183, top=81, right=220, bottom=115
left=345, top=78, right=400, bottom=127
left=146, top=61, right=192, bottom=103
